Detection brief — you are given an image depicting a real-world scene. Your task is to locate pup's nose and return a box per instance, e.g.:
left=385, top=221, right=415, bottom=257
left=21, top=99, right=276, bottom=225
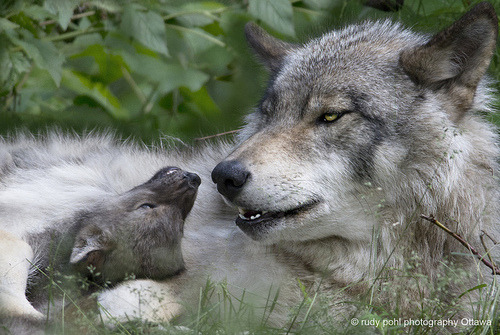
left=211, top=160, right=250, bottom=200
left=184, top=172, right=201, bottom=189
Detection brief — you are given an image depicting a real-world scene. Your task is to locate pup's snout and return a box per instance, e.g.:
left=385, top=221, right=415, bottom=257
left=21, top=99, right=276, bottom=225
left=211, top=160, right=250, bottom=200
left=184, top=172, right=201, bottom=189
left=149, top=167, right=200, bottom=191
left=151, top=166, right=182, bottom=181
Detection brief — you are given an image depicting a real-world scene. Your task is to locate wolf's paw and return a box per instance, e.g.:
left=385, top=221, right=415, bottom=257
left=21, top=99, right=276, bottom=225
left=97, top=279, right=182, bottom=326
left=0, top=296, right=44, bottom=321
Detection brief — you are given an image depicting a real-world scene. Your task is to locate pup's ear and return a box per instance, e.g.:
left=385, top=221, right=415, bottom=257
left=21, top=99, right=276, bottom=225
left=400, top=2, right=498, bottom=114
left=70, top=225, right=113, bottom=271
left=245, top=22, right=295, bottom=71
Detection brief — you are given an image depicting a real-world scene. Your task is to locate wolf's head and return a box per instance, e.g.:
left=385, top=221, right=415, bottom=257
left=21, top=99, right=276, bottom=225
left=212, top=3, right=499, bottom=246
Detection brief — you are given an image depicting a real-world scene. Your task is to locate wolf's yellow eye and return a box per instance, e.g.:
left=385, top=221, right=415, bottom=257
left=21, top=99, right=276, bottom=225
left=322, top=113, right=339, bottom=122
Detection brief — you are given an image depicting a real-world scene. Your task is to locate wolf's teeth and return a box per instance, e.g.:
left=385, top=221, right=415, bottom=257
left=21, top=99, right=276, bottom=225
left=238, top=211, right=262, bottom=221
left=250, top=214, right=262, bottom=220
left=237, top=207, right=266, bottom=221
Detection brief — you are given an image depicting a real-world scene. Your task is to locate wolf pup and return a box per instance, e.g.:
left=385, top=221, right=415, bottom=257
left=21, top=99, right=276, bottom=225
left=0, top=134, right=200, bottom=320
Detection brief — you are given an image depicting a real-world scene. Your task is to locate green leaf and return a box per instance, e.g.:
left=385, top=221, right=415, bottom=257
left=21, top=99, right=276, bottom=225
left=118, top=50, right=209, bottom=94
left=157, top=63, right=209, bottom=94
left=23, top=5, right=53, bottom=22
left=7, top=30, right=64, bottom=86
left=121, top=4, right=169, bottom=57
left=72, top=32, right=103, bottom=50
left=179, top=86, right=220, bottom=118
left=302, top=0, right=334, bottom=10
left=248, top=0, right=295, bottom=37
left=168, top=2, right=226, bottom=27
left=10, top=51, right=31, bottom=76
left=182, top=27, right=219, bottom=55
left=0, top=18, right=19, bottom=32
left=61, top=69, right=130, bottom=120
left=0, top=47, right=30, bottom=92
left=88, top=0, right=121, bottom=13
left=9, top=12, right=38, bottom=36
left=74, top=44, right=127, bottom=83
left=44, top=0, right=80, bottom=30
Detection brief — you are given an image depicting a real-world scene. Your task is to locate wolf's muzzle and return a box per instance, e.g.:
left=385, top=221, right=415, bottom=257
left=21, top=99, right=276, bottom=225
left=211, top=160, right=250, bottom=200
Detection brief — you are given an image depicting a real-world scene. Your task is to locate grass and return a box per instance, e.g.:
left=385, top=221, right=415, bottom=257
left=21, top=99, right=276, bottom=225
left=33, top=262, right=499, bottom=334
left=21, top=240, right=500, bottom=334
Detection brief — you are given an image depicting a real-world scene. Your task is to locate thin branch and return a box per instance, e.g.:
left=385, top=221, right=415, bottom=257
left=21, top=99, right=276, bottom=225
left=9, top=27, right=103, bottom=53
left=163, top=8, right=226, bottom=22
left=140, top=83, right=160, bottom=115
left=39, top=11, right=96, bottom=26
left=481, top=229, right=499, bottom=245
left=46, top=27, right=103, bottom=43
left=480, top=233, right=497, bottom=276
left=293, top=7, right=326, bottom=17
left=165, top=24, right=226, bottom=47
left=420, top=214, right=500, bottom=275
left=121, top=66, right=146, bottom=104
left=194, top=129, right=239, bottom=141
left=4, top=65, right=33, bottom=110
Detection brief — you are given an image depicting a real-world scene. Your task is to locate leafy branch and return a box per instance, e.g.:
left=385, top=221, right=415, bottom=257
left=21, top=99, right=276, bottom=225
left=39, top=10, right=96, bottom=26
left=162, top=7, right=228, bottom=21
left=165, top=24, right=226, bottom=47
left=9, top=27, right=103, bottom=53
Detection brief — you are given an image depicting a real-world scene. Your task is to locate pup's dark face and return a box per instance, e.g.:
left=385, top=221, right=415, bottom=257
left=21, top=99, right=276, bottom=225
left=70, top=167, right=200, bottom=283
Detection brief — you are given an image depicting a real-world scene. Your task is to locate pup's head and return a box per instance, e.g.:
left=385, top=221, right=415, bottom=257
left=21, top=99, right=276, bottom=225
left=70, top=167, right=200, bottom=283
left=212, top=3, right=498, bottom=244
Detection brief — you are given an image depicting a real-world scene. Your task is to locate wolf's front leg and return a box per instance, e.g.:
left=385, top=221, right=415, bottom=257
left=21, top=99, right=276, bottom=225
left=0, top=230, right=44, bottom=320
left=97, top=279, right=182, bottom=325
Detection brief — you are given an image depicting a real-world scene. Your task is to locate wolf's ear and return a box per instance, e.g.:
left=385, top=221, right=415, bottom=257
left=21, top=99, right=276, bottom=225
left=400, top=2, right=498, bottom=111
left=245, top=22, right=295, bottom=71
left=70, top=225, right=113, bottom=271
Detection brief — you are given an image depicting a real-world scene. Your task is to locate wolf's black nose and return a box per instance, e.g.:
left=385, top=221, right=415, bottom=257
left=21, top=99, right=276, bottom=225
left=211, top=160, right=250, bottom=200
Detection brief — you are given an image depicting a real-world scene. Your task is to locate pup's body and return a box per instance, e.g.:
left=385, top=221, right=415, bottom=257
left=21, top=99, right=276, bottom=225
left=0, top=133, right=200, bottom=320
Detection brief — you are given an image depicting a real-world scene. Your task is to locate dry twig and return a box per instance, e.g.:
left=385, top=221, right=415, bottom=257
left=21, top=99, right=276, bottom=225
left=420, top=214, right=500, bottom=275
left=194, top=130, right=239, bottom=141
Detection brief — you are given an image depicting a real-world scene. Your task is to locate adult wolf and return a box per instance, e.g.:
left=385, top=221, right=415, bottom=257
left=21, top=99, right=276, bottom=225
left=70, top=1, right=500, bottom=330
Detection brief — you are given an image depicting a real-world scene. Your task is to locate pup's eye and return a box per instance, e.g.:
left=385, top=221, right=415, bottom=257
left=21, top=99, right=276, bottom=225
left=138, top=203, right=157, bottom=210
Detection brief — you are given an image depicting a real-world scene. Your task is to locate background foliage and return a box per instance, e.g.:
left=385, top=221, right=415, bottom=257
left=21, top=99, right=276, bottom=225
left=1, top=0, right=500, bottom=144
